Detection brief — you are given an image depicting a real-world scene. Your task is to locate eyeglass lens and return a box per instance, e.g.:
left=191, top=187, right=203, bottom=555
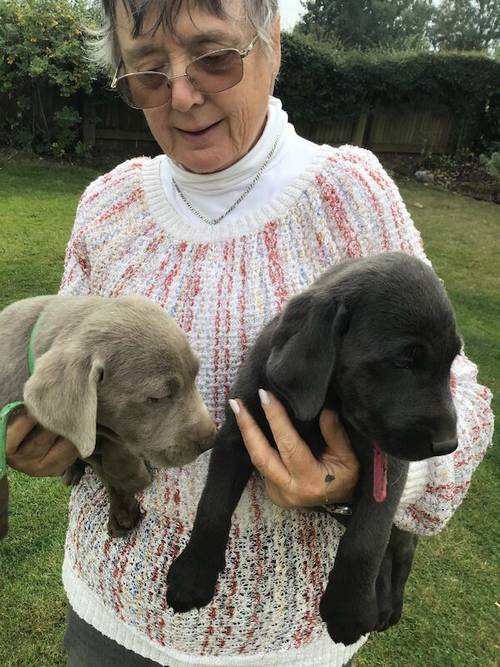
left=116, top=49, right=245, bottom=110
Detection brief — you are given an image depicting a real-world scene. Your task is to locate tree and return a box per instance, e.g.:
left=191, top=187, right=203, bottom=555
left=430, top=0, right=500, bottom=52
left=296, top=0, right=436, bottom=50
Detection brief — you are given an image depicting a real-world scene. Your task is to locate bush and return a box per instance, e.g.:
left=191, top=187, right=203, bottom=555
left=480, top=152, right=500, bottom=180
left=49, top=106, right=83, bottom=159
left=0, top=0, right=99, bottom=157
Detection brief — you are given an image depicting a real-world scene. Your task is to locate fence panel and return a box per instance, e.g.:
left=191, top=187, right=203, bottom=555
left=367, top=107, right=456, bottom=154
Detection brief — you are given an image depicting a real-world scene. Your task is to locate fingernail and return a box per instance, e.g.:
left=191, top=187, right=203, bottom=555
left=229, top=399, right=240, bottom=416
left=258, top=388, right=271, bottom=407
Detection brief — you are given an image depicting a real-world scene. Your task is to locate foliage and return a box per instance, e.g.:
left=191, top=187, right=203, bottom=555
left=297, top=0, right=500, bottom=53
left=296, top=0, right=436, bottom=50
left=430, top=0, right=500, bottom=52
left=0, top=1, right=499, bottom=159
left=54, top=107, right=81, bottom=155
left=480, top=151, right=500, bottom=179
left=0, top=0, right=99, bottom=157
left=479, top=88, right=500, bottom=153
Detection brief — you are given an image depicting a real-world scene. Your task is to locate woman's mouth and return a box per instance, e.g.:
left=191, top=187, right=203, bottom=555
left=176, top=120, right=223, bottom=142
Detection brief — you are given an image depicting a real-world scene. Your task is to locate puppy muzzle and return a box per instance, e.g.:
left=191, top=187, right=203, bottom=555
left=431, top=438, right=458, bottom=456
left=187, top=419, right=217, bottom=454
left=197, top=424, right=217, bottom=453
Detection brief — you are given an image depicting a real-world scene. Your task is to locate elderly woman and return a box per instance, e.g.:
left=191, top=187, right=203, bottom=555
left=6, top=1, right=493, bottom=666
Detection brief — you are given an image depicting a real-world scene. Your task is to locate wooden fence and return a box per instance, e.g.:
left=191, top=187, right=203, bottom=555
left=0, top=86, right=465, bottom=157
left=83, top=94, right=465, bottom=157
left=294, top=108, right=461, bottom=154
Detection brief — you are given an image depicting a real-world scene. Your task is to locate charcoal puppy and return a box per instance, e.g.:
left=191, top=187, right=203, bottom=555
left=166, top=252, right=461, bottom=646
left=0, top=295, right=216, bottom=538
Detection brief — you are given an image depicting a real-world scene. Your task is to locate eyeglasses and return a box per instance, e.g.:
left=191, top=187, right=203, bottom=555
left=111, top=35, right=259, bottom=110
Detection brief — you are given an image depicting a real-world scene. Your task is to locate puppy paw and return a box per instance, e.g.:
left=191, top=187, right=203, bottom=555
left=167, top=546, right=224, bottom=613
left=62, top=460, right=86, bottom=486
left=108, top=497, right=143, bottom=537
left=375, top=595, right=403, bottom=632
left=320, top=586, right=378, bottom=645
left=374, top=550, right=405, bottom=632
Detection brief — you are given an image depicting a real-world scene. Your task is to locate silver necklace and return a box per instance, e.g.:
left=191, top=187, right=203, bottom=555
left=172, top=136, right=280, bottom=226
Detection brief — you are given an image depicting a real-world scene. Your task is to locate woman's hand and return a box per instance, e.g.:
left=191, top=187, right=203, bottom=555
left=6, top=411, right=79, bottom=477
left=229, top=390, right=359, bottom=508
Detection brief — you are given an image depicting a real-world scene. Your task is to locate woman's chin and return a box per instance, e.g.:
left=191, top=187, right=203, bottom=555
left=164, top=140, right=239, bottom=174
left=176, top=154, right=235, bottom=174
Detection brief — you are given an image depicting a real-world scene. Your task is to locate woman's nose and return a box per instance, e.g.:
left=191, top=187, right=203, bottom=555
left=169, top=76, right=205, bottom=113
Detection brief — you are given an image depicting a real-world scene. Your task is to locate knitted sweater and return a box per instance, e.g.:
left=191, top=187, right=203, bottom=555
left=59, top=144, right=493, bottom=667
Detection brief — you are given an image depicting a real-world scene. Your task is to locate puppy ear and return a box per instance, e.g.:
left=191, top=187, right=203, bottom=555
left=23, top=347, right=104, bottom=458
left=266, top=297, right=348, bottom=422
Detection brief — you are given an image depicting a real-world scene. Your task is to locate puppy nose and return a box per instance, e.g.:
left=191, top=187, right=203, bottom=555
left=431, top=439, right=458, bottom=456
left=198, top=423, right=217, bottom=452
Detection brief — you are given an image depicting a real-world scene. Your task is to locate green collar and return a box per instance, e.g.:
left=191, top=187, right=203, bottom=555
left=0, top=318, right=39, bottom=478
left=27, top=319, right=37, bottom=377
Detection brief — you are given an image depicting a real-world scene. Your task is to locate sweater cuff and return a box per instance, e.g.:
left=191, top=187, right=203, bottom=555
left=398, top=460, right=429, bottom=511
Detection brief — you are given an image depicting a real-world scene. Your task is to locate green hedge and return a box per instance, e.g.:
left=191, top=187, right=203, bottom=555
left=276, top=34, right=500, bottom=149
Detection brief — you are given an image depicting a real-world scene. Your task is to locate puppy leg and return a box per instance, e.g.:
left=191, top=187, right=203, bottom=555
left=91, top=437, right=152, bottom=538
left=376, top=526, right=418, bottom=631
left=167, top=429, right=252, bottom=613
left=320, top=457, right=408, bottom=645
left=62, top=459, right=87, bottom=487
left=375, top=542, right=394, bottom=632
left=107, top=487, right=145, bottom=537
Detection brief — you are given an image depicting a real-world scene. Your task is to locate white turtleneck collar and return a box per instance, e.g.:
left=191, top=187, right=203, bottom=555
left=160, top=97, right=321, bottom=226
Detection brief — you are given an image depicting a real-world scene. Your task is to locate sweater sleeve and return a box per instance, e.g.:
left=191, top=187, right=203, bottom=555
left=331, top=146, right=494, bottom=536
left=396, top=353, right=494, bottom=535
left=58, top=158, right=149, bottom=297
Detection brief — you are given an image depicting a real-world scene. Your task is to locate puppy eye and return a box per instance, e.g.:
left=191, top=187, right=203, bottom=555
left=393, top=358, right=413, bottom=370
left=146, top=392, right=172, bottom=404
left=393, top=346, right=418, bottom=370
left=146, top=381, right=178, bottom=404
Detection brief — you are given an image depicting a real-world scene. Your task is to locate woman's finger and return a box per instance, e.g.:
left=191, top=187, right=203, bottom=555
left=320, top=410, right=358, bottom=465
left=229, top=398, right=291, bottom=488
left=257, top=389, right=317, bottom=474
left=319, top=409, right=359, bottom=502
left=5, top=412, right=39, bottom=457
left=6, top=415, right=78, bottom=477
left=12, top=424, right=59, bottom=461
left=37, top=437, right=79, bottom=477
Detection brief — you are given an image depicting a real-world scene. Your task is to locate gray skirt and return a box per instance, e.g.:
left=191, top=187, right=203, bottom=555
left=64, top=606, right=355, bottom=667
left=64, top=607, right=162, bottom=667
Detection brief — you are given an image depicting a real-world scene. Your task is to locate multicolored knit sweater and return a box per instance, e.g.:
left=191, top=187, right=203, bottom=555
left=59, top=144, right=493, bottom=667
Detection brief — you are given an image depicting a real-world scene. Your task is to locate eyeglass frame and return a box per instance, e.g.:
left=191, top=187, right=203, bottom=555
left=110, top=34, right=260, bottom=109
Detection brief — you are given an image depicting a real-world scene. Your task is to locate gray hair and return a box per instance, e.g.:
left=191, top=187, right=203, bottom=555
left=91, top=0, right=279, bottom=71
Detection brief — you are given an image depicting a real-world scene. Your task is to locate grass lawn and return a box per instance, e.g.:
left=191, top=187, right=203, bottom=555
left=0, top=155, right=498, bottom=667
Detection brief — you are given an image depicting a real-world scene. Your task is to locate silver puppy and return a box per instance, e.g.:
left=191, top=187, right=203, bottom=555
left=0, top=295, right=216, bottom=538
